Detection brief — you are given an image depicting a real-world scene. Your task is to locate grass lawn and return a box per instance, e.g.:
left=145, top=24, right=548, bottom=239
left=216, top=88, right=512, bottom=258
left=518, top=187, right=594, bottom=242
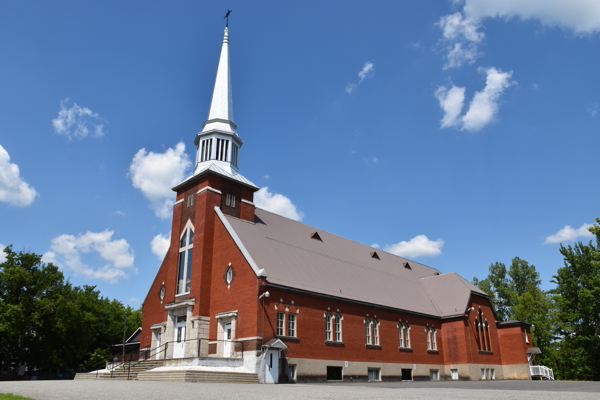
left=0, top=394, right=35, bottom=400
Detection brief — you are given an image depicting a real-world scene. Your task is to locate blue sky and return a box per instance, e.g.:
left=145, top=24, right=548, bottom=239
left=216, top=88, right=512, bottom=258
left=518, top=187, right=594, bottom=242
left=1, top=1, right=599, bottom=306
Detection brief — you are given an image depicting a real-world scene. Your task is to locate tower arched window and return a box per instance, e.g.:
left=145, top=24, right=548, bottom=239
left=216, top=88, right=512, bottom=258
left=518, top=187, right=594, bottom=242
left=177, top=222, right=195, bottom=295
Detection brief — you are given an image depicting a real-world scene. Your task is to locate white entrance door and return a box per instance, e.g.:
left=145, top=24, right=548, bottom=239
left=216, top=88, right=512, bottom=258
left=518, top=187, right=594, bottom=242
left=155, top=331, right=161, bottom=360
left=223, top=323, right=232, bottom=357
left=173, top=316, right=186, bottom=359
left=264, top=349, right=280, bottom=383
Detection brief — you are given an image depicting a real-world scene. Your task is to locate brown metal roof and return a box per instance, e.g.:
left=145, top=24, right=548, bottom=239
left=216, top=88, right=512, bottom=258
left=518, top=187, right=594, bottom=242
left=225, top=208, right=487, bottom=318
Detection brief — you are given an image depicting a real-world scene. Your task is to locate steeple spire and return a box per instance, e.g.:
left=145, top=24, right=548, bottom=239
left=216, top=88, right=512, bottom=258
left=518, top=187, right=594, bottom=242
left=206, top=27, right=234, bottom=126
left=194, top=25, right=244, bottom=176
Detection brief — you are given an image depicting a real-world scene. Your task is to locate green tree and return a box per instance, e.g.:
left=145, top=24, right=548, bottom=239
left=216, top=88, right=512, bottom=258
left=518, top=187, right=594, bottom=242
left=550, top=218, right=600, bottom=381
left=0, top=246, right=142, bottom=372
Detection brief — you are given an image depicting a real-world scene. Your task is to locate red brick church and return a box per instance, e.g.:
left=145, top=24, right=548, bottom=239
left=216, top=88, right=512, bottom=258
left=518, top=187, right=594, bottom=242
left=141, top=25, right=542, bottom=383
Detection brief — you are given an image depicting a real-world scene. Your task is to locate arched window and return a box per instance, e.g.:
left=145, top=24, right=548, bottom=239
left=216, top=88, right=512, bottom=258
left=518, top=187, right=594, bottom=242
left=226, top=266, right=233, bottom=284
left=334, top=313, right=343, bottom=342
left=398, top=323, right=411, bottom=348
left=177, top=222, right=194, bottom=295
left=324, top=313, right=332, bottom=341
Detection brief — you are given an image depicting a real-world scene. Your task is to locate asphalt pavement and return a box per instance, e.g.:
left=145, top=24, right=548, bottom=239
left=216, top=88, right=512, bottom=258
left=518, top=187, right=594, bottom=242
left=1, top=379, right=599, bottom=400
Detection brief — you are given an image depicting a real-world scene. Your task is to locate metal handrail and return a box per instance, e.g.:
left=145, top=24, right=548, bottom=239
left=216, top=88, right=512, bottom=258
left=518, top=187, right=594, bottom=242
left=530, top=365, right=554, bottom=380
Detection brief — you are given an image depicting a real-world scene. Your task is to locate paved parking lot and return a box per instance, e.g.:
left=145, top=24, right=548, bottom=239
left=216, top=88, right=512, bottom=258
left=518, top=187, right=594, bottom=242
left=1, top=380, right=599, bottom=400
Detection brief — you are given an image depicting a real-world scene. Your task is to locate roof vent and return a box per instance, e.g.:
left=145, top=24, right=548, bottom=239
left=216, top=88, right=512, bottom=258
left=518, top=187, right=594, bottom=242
left=311, top=232, right=322, bottom=241
left=370, top=251, right=380, bottom=260
left=404, top=262, right=412, bottom=270
left=434, top=272, right=440, bottom=276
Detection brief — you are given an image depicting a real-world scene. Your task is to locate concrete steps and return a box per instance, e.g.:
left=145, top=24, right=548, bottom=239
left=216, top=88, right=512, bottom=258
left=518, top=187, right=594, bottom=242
left=136, top=370, right=259, bottom=383
left=74, top=359, right=165, bottom=381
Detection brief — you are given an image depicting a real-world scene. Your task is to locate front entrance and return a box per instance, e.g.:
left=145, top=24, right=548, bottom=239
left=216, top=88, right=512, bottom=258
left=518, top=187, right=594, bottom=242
left=154, top=331, right=162, bottom=359
left=265, top=349, right=280, bottom=383
left=173, top=316, right=186, bottom=358
left=223, top=323, right=232, bottom=357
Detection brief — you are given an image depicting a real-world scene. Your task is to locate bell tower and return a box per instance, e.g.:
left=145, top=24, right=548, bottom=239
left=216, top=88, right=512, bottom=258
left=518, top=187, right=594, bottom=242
left=194, top=27, right=242, bottom=175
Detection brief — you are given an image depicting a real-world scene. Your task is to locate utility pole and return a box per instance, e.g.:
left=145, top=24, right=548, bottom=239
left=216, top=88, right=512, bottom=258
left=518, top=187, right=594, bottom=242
left=122, top=314, right=128, bottom=360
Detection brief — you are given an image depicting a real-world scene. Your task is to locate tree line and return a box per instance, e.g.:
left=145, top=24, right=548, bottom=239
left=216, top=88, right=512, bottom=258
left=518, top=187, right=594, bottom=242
left=472, top=218, right=600, bottom=381
left=0, top=246, right=141, bottom=373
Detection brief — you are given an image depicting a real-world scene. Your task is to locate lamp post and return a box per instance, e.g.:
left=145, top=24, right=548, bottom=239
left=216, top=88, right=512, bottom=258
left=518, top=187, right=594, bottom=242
left=122, top=314, right=128, bottom=360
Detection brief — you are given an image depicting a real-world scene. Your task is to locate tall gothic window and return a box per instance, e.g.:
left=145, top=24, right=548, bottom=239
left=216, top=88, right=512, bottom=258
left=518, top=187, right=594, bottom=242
left=399, top=322, right=411, bottom=349
left=325, top=313, right=332, bottom=341
left=177, top=223, right=194, bottom=294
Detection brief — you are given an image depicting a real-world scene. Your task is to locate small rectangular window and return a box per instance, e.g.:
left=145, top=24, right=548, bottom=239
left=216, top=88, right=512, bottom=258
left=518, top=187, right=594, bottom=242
left=288, top=313, right=296, bottom=337
left=368, top=368, right=381, bottom=382
left=451, top=369, right=458, bottom=380
left=226, top=193, right=231, bottom=206
left=401, top=369, right=412, bottom=381
left=326, top=366, right=343, bottom=381
left=481, top=368, right=485, bottom=380
left=430, top=369, right=439, bottom=381
left=491, top=369, right=496, bottom=380
left=365, top=320, right=371, bottom=345
left=288, top=365, right=296, bottom=381
left=231, top=195, right=235, bottom=207
left=373, top=322, right=379, bottom=345
left=276, top=312, right=285, bottom=336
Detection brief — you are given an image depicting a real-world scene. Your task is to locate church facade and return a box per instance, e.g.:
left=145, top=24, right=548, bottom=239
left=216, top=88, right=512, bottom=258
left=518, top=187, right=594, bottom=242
left=141, top=26, right=535, bottom=383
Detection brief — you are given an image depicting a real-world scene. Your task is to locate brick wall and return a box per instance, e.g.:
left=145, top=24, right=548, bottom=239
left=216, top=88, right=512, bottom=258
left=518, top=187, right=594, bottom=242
left=208, top=213, right=262, bottom=340
left=497, top=325, right=528, bottom=365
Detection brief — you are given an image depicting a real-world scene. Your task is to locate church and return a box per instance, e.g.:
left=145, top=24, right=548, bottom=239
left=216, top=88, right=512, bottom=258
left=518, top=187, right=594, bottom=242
left=140, top=25, right=540, bottom=384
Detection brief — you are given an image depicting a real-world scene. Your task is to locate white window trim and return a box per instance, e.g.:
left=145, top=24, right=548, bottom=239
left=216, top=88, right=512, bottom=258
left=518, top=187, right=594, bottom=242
left=334, top=314, right=343, bottom=342
left=325, top=313, right=332, bottom=342
left=177, top=220, right=195, bottom=295
left=288, top=313, right=296, bottom=338
left=276, top=311, right=285, bottom=337
left=374, top=321, right=380, bottom=346
left=365, top=319, right=372, bottom=345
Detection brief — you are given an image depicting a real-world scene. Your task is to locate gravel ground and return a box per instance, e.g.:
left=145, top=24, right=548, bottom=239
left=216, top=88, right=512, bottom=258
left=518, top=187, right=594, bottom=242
left=1, top=380, right=599, bottom=400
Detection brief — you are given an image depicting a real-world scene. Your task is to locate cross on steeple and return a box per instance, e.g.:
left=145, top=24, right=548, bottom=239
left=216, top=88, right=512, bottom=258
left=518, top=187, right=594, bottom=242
left=224, top=9, right=232, bottom=27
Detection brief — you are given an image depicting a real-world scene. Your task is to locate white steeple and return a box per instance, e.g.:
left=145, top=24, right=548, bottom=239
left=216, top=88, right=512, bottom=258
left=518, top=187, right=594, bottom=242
left=194, top=26, right=244, bottom=176
left=207, top=27, right=234, bottom=125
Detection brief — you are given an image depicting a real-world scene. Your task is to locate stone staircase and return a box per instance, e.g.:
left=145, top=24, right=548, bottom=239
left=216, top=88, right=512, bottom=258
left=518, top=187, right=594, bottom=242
left=75, top=359, right=164, bottom=381
left=136, top=370, right=259, bottom=383
left=75, top=359, right=259, bottom=384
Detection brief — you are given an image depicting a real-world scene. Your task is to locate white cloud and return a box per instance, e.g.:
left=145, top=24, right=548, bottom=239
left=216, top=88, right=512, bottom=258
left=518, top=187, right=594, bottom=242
left=129, top=142, right=192, bottom=219
left=114, top=210, right=126, bottom=216
left=52, top=98, right=105, bottom=140
left=435, top=85, right=466, bottom=128
left=255, top=187, right=304, bottom=222
left=346, top=61, right=375, bottom=94
left=0, top=244, right=6, bottom=263
left=129, top=297, right=141, bottom=304
left=151, top=233, right=171, bottom=260
left=358, top=61, right=375, bottom=82
left=409, top=40, right=422, bottom=49
left=383, top=235, right=444, bottom=258
left=462, top=67, right=516, bottom=131
left=371, top=243, right=380, bottom=249
left=436, top=12, right=484, bottom=69
left=435, top=67, right=515, bottom=132
left=0, top=145, right=38, bottom=207
left=544, top=223, right=594, bottom=244
left=46, top=230, right=136, bottom=283
left=531, top=83, right=540, bottom=90
left=462, top=0, right=600, bottom=35
left=41, top=251, right=57, bottom=265
left=263, top=175, right=270, bottom=180
left=437, top=1, right=600, bottom=69
left=587, top=103, right=599, bottom=117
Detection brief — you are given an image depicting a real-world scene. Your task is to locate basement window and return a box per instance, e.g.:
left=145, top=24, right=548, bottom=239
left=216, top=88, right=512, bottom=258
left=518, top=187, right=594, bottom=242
left=311, top=232, right=322, bottom=241
left=401, top=369, right=412, bottom=381
left=370, top=251, right=380, bottom=260
left=368, top=368, right=381, bottom=382
left=326, top=366, right=343, bottom=381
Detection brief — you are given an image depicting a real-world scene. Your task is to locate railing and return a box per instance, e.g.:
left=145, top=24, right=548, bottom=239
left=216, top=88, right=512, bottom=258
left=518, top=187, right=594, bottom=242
left=530, top=365, right=554, bottom=380
left=107, top=338, right=246, bottom=380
